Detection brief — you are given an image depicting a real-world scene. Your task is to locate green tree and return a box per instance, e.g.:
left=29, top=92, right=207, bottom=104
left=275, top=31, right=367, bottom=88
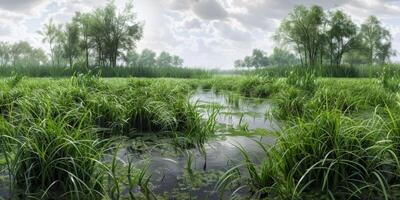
left=171, top=55, right=183, bottom=67
left=38, top=19, right=59, bottom=67
left=235, top=49, right=269, bottom=68
left=0, top=42, right=10, bottom=67
left=251, top=49, right=269, bottom=68
left=359, top=16, right=393, bottom=64
left=326, top=10, right=358, bottom=67
left=63, top=22, right=81, bottom=67
left=89, top=1, right=143, bottom=67
left=137, top=49, right=157, bottom=67
left=269, top=47, right=299, bottom=66
left=124, top=50, right=140, bottom=67
left=276, top=5, right=325, bottom=67
left=157, top=52, right=173, bottom=67
left=73, top=12, right=92, bottom=68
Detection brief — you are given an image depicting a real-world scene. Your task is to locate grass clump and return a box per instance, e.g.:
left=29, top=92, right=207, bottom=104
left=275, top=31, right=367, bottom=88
left=218, top=110, right=400, bottom=199
left=2, top=117, right=109, bottom=199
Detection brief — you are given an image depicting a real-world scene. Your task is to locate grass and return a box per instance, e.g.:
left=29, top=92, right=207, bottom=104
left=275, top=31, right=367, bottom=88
left=215, top=71, right=400, bottom=199
left=1, top=71, right=400, bottom=199
left=218, top=110, right=400, bottom=199
left=0, top=65, right=210, bottom=79
left=0, top=74, right=218, bottom=199
left=250, top=64, right=400, bottom=78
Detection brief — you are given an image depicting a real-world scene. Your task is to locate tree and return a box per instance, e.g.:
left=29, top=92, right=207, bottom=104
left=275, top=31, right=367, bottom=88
left=156, top=52, right=184, bottom=67
left=124, top=50, right=140, bottom=67
left=171, top=55, right=183, bottom=67
left=38, top=19, right=59, bottom=67
left=359, top=16, right=393, bottom=65
left=269, top=48, right=299, bottom=66
left=234, top=49, right=269, bottom=68
left=0, top=42, right=10, bottom=67
left=73, top=12, right=93, bottom=69
left=157, top=52, right=173, bottom=67
left=250, top=49, right=269, bottom=68
left=326, top=10, right=358, bottom=67
left=234, top=60, right=244, bottom=68
left=63, top=22, right=81, bottom=67
left=276, top=5, right=325, bottom=67
left=88, top=1, right=142, bottom=67
left=6, top=41, right=47, bottom=67
left=137, top=49, right=157, bottom=67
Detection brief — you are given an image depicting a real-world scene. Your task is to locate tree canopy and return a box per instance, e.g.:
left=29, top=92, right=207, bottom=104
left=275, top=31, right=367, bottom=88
left=274, top=6, right=394, bottom=68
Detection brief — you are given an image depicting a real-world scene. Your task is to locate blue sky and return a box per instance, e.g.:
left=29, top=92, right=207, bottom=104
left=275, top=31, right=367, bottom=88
left=0, top=0, right=399, bottom=69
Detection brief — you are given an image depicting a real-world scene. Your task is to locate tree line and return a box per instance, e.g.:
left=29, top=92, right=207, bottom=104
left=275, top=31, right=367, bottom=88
left=234, top=48, right=299, bottom=68
left=237, top=5, right=395, bottom=69
left=0, top=0, right=185, bottom=69
left=39, top=0, right=143, bottom=68
left=0, top=42, right=47, bottom=67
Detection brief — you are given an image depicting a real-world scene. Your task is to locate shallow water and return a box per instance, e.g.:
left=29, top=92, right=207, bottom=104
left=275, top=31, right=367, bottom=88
left=118, top=90, right=279, bottom=199
left=121, top=135, right=276, bottom=199
left=191, top=89, right=280, bottom=131
left=0, top=90, right=279, bottom=200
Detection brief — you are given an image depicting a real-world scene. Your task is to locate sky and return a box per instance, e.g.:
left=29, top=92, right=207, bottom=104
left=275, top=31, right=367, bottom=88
left=0, top=0, right=399, bottom=69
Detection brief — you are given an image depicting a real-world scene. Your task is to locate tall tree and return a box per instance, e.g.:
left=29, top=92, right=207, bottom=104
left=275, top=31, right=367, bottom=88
left=171, top=55, right=183, bottom=67
left=269, top=47, right=299, bottom=67
left=73, top=12, right=92, bottom=69
left=251, top=49, right=269, bottom=68
left=63, top=22, right=81, bottom=67
left=276, top=5, right=325, bottom=67
left=38, top=19, right=59, bottom=67
left=326, top=10, right=358, bottom=67
left=90, top=1, right=143, bottom=67
left=137, top=49, right=156, bottom=67
left=157, top=52, right=173, bottom=67
left=359, top=16, right=393, bottom=65
left=0, top=42, right=10, bottom=67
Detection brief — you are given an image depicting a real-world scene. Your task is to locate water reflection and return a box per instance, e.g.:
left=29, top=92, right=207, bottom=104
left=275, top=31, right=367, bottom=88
left=191, top=90, right=280, bottom=131
left=119, top=90, right=279, bottom=199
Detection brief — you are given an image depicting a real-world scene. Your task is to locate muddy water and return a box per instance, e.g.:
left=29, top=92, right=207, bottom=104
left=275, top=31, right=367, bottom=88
left=121, top=90, right=279, bottom=199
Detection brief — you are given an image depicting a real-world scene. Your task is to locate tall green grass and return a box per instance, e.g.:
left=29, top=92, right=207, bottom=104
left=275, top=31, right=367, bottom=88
left=218, top=110, right=400, bottom=199
left=0, top=75, right=218, bottom=199
left=0, top=65, right=210, bottom=78
left=251, top=64, right=400, bottom=78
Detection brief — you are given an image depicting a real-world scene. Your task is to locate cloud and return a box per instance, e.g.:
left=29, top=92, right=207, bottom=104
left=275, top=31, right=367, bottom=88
left=213, top=21, right=252, bottom=42
left=0, top=0, right=47, bottom=11
left=183, top=18, right=202, bottom=29
left=0, top=0, right=399, bottom=68
left=192, top=0, right=228, bottom=20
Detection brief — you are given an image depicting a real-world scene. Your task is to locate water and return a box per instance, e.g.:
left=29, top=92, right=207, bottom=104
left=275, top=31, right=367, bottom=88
left=191, top=90, right=280, bottom=131
left=0, top=90, right=279, bottom=199
left=119, top=90, right=279, bottom=199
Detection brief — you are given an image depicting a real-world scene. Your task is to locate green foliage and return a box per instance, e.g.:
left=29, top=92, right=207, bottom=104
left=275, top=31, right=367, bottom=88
left=274, top=5, right=394, bottom=69
left=286, top=70, right=316, bottom=91
left=252, top=64, right=400, bottom=78
left=0, top=77, right=219, bottom=199
left=379, top=65, right=400, bottom=92
left=220, top=110, right=400, bottom=199
left=0, top=65, right=209, bottom=78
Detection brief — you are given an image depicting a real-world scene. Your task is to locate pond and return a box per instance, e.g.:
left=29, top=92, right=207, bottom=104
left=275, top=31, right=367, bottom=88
left=0, top=90, right=280, bottom=200
left=119, top=90, right=279, bottom=199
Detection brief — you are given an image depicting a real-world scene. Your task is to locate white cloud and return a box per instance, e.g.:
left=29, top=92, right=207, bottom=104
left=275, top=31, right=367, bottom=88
left=0, top=0, right=399, bottom=68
